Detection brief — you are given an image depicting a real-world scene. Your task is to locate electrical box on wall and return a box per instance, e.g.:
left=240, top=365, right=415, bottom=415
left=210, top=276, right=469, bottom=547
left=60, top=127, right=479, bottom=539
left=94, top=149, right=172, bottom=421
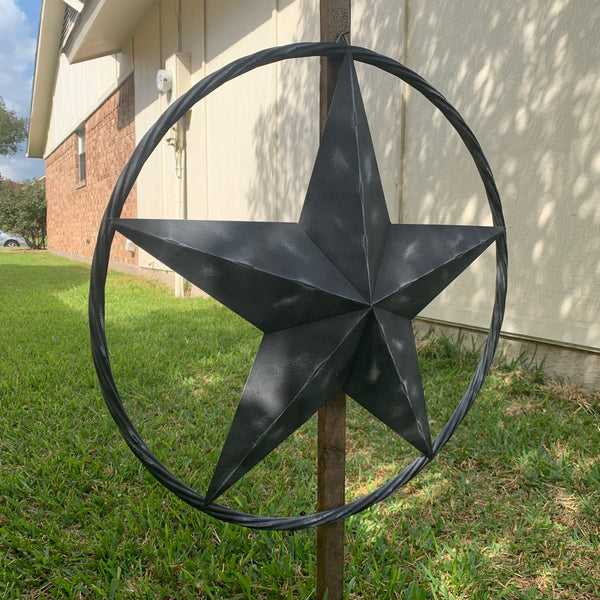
left=155, top=69, right=173, bottom=93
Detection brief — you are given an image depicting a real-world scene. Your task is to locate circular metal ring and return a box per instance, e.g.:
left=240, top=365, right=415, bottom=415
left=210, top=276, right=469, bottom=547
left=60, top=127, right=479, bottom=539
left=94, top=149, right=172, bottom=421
left=89, top=42, right=507, bottom=530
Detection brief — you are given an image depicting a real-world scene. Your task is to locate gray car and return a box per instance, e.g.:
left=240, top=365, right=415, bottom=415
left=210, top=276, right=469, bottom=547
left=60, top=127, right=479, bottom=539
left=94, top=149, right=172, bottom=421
left=0, top=229, right=28, bottom=247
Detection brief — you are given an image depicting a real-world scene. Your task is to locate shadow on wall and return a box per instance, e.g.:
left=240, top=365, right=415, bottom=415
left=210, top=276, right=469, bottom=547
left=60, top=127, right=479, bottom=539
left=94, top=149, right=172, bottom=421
left=401, top=0, right=600, bottom=349
left=245, top=0, right=599, bottom=351
left=247, top=0, right=319, bottom=223
left=247, top=0, right=407, bottom=223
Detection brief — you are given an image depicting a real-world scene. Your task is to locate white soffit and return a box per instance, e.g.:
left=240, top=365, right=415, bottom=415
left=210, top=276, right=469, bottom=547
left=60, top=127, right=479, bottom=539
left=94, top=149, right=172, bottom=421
left=64, top=0, right=156, bottom=63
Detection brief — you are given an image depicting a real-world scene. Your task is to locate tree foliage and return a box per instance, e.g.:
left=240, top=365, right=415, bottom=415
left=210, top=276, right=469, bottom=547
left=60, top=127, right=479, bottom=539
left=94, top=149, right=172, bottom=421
left=0, top=176, right=46, bottom=249
left=0, top=96, right=28, bottom=156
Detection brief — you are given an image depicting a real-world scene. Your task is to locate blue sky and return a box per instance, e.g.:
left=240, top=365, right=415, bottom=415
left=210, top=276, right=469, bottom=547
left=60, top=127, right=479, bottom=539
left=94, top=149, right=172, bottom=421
left=0, top=0, right=44, bottom=181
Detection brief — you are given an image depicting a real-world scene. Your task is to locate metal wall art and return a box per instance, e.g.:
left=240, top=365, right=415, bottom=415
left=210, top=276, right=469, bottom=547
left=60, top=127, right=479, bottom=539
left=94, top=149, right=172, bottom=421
left=89, top=42, right=507, bottom=530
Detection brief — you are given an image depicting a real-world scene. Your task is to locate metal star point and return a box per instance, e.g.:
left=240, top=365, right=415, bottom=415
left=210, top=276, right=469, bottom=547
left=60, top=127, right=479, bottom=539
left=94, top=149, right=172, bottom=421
left=113, top=52, right=504, bottom=505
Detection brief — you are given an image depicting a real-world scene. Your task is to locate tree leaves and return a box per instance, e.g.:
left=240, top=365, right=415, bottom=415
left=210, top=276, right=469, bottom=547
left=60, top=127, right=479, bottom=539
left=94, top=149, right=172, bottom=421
left=0, top=177, right=46, bottom=249
left=0, top=96, right=28, bottom=157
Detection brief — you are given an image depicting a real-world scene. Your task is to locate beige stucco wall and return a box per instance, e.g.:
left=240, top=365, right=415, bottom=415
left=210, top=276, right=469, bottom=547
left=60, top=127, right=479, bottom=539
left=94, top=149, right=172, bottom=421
left=45, top=49, right=133, bottom=157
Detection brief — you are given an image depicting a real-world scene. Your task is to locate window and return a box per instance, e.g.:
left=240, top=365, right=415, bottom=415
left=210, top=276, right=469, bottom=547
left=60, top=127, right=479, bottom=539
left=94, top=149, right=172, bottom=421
left=78, top=128, right=86, bottom=182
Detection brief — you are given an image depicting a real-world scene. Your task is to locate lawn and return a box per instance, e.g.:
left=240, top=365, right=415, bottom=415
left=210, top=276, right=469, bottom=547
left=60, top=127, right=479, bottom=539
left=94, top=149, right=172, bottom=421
left=1, top=250, right=599, bottom=599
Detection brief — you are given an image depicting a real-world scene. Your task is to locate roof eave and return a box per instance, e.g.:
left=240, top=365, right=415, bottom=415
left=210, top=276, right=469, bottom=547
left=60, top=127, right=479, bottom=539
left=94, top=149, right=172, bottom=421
left=27, top=0, right=65, bottom=159
left=63, top=0, right=156, bottom=64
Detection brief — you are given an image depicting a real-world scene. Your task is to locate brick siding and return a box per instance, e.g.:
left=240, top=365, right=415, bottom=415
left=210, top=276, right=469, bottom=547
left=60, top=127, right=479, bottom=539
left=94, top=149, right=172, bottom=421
left=45, top=75, right=137, bottom=266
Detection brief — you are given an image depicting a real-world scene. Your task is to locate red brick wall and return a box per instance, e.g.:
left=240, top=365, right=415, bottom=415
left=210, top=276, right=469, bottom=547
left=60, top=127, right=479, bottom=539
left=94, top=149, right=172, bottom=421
left=45, top=75, right=137, bottom=266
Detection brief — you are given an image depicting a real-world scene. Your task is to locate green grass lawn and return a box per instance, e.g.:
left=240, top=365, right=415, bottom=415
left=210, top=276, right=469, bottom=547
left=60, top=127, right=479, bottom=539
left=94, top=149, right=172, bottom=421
left=1, top=250, right=599, bottom=599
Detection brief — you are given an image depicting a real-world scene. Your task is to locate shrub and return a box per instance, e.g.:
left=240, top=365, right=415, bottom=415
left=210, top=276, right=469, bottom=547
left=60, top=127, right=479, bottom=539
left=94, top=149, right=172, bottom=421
left=0, top=176, right=46, bottom=249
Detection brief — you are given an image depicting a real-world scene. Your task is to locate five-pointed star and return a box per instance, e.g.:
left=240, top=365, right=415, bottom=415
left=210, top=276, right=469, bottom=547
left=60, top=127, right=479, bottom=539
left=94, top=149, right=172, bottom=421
left=113, top=52, right=504, bottom=504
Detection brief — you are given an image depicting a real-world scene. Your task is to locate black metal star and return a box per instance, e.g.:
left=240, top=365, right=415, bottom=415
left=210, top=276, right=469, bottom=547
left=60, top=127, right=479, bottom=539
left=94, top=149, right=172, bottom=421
left=112, top=52, right=503, bottom=505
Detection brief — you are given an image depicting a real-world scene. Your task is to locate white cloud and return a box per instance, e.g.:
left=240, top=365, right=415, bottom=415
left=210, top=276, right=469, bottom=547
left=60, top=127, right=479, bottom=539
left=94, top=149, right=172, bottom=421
left=0, top=0, right=43, bottom=180
left=0, top=0, right=36, bottom=114
left=0, top=154, right=44, bottom=181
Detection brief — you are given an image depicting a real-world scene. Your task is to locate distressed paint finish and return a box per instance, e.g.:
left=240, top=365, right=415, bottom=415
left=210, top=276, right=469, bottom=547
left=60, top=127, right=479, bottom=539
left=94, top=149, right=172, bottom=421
left=101, top=44, right=505, bottom=527
left=90, top=42, right=507, bottom=533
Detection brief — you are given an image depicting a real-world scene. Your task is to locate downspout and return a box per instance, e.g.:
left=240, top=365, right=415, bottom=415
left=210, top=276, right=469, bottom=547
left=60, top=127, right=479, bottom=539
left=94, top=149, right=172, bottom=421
left=173, top=116, right=188, bottom=297
left=172, top=0, right=189, bottom=297
left=179, top=117, right=188, bottom=222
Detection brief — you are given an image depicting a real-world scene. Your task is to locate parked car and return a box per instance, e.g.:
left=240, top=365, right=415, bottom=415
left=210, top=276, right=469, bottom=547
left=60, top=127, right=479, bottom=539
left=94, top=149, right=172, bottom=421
left=0, top=229, right=28, bottom=248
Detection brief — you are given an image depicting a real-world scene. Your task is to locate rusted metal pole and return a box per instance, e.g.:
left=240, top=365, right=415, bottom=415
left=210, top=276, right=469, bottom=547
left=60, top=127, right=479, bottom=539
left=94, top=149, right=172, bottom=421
left=317, top=4, right=350, bottom=599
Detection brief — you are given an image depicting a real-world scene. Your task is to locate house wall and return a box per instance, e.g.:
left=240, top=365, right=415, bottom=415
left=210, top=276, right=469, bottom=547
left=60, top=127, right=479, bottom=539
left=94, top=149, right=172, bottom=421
left=43, top=18, right=135, bottom=266
left=347, top=0, right=600, bottom=385
left=46, top=76, right=137, bottom=265
left=124, top=0, right=599, bottom=385
left=129, top=0, right=325, bottom=280
left=45, top=50, right=133, bottom=158
left=398, top=1, right=600, bottom=359
left=129, top=0, right=407, bottom=277
left=40, top=0, right=599, bottom=386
